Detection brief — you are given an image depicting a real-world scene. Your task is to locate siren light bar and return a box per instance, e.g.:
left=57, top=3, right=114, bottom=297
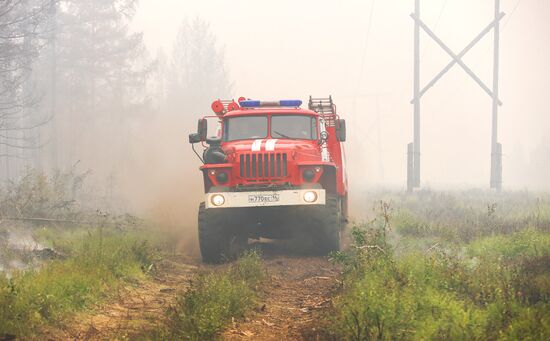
left=239, top=99, right=303, bottom=108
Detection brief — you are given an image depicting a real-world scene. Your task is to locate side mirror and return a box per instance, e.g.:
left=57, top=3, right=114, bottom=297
left=198, top=118, right=207, bottom=141
left=189, top=118, right=208, bottom=144
left=336, top=119, right=346, bottom=142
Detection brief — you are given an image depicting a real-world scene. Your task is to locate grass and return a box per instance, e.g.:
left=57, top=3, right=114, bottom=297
left=468, top=228, right=550, bottom=259
left=0, top=168, right=164, bottom=338
left=0, top=227, right=158, bottom=338
left=150, top=250, right=266, bottom=340
left=330, top=193, right=550, bottom=340
left=386, top=190, right=550, bottom=242
left=1, top=168, right=268, bottom=340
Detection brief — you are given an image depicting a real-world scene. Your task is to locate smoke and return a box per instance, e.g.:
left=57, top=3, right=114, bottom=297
left=111, top=109, right=204, bottom=257
left=134, top=0, right=550, bottom=191
left=0, top=225, right=50, bottom=276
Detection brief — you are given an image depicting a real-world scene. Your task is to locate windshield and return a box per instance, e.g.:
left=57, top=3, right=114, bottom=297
left=271, top=115, right=317, bottom=140
left=223, top=115, right=318, bottom=141
left=223, top=116, right=268, bottom=141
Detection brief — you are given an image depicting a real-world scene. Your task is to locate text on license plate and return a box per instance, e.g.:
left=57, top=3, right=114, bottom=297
left=248, top=194, right=280, bottom=203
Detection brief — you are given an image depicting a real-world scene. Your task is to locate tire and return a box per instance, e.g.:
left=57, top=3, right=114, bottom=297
left=198, top=203, right=247, bottom=264
left=310, top=194, right=342, bottom=255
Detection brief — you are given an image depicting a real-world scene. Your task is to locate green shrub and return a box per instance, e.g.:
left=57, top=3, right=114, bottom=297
left=157, top=250, right=265, bottom=340
left=333, top=258, right=416, bottom=340
left=333, top=251, right=489, bottom=340
left=499, top=303, right=550, bottom=340
left=413, top=289, right=487, bottom=340
left=468, top=228, right=550, bottom=260
left=331, top=206, right=550, bottom=341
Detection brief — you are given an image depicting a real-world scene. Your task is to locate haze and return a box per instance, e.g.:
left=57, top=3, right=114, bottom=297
left=134, top=0, right=550, bottom=190
left=1, top=0, right=549, bottom=221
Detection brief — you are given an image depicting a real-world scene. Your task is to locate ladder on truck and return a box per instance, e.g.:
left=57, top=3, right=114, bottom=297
left=308, top=96, right=336, bottom=127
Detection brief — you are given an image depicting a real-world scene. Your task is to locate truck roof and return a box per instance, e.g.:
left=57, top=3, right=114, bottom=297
left=223, top=107, right=318, bottom=118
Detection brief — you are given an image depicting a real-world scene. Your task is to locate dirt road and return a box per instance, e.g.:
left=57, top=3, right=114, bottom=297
left=44, top=255, right=199, bottom=340
left=45, top=242, right=341, bottom=340
left=224, top=244, right=341, bottom=340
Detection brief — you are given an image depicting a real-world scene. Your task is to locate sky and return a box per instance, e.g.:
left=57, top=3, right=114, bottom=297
left=133, top=0, right=550, bottom=190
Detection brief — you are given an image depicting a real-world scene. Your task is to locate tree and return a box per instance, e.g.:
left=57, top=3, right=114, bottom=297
left=36, top=0, right=151, bottom=171
left=0, top=0, right=56, bottom=179
left=169, top=18, right=232, bottom=118
left=0, top=0, right=152, bottom=184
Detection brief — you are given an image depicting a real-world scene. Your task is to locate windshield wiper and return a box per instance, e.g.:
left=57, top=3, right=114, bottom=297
left=273, top=130, right=291, bottom=139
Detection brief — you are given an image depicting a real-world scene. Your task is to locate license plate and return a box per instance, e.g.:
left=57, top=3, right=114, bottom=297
left=248, top=194, right=280, bottom=203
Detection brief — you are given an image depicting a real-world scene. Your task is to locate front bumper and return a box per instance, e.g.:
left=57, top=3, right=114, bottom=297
left=205, top=189, right=326, bottom=209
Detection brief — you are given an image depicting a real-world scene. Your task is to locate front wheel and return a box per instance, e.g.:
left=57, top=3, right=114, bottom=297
left=307, top=194, right=342, bottom=255
left=198, top=203, right=247, bottom=263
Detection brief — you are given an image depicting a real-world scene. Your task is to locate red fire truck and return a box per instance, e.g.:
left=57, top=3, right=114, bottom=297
left=189, top=96, right=348, bottom=263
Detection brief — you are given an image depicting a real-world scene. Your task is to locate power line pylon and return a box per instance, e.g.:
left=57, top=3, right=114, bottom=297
left=407, top=0, right=505, bottom=192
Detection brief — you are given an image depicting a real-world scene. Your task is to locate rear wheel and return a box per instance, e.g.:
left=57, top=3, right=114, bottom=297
left=198, top=203, right=247, bottom=263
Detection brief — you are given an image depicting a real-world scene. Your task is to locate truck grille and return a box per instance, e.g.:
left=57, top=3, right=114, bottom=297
left=239, top=153, right=288, bottom=180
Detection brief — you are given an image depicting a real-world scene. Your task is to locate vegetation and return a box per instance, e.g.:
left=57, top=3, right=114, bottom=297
left=330, top=193, right=550, bottom=340
left=0, top=228, right=158, bottom=338
left=151, top=250, right=266, bottom=340
left=0, top=168, right=91, bottom=219
left=4, top=174, right=549, bottom=340
left=0, top=169, right=160, bottom=338
left=390, top=190, right=550, bottom=242
left=0, top=168, right=269, bottom=340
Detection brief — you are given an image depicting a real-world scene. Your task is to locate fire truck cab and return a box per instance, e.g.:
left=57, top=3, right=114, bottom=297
left=189, top=96, right=348, bottom=263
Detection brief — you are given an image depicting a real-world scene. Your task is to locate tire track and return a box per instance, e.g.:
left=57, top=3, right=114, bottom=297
left=224, top=245, right=341, bottom=341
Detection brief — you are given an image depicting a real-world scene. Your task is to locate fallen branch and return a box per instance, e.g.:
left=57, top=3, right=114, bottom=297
left=354, top=245, right=387, bottom=254
left=1, top=216, right=95, bottom=224
left=424, top=243, right=440, bottom=254
left=303, top=276, right=332, bottom=282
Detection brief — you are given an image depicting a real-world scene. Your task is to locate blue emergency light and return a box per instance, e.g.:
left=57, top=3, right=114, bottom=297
left=240, top=99, right=302, bottom=108
left=279, top=99, right=303, bottom=107
left=240, top=100, right=261, bottom=107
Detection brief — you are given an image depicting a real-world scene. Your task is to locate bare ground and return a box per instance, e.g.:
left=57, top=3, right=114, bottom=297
left=224, top=251, right=341, bottom=340
left=43, top=255, right=199, bottom=340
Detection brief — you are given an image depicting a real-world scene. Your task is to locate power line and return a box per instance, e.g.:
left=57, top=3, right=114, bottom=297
left=433, top=0, right=449, bottom=31
left=420, top=0, right=448, bottom=60
left=353, top=0, right=376, bottom=109
left=502, top=0, right=522, bottom=30
left=480, top=0, right=521, bottom=59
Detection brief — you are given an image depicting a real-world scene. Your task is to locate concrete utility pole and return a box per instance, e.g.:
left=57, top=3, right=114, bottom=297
left=407, top=0, right=504, bottom=192
left=490, top=0, right=503, bottom=191
left=412, top=0, right=420, bottom=190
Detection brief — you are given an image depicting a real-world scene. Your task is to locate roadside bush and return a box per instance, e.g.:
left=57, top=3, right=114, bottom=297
left=0, top=168, right=90, bottom=220
left=331, top=202, right=550, bottom=340
left=499, top=303, right=550, bottom=340
left=157, top=250, right=265, bottom=340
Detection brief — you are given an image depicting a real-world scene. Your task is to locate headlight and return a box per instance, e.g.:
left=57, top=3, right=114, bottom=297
left=216, top=171, right=229, bottom=184
left=303, top=191, right=318, bottom=203
left=211, top=194, right=225, bottom=207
